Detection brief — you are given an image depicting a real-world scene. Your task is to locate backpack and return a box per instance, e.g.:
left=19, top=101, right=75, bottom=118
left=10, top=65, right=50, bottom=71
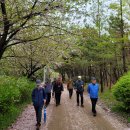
left=76, top=80, right=84, bottom=92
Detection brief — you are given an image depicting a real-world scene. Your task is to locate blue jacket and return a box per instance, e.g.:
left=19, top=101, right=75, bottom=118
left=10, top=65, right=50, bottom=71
left=32, top=87, right=46, bottom=107
left=87, top=83, right=99, bottom=98
left=75, top=80, right=84, bottom=92
left=45, top=83, right=52, bottom=93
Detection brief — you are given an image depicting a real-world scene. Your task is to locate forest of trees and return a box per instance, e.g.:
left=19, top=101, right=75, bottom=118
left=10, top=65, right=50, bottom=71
left=0, top=0, right=130, bottom=89
left=0, top=0, right=130, bottom=129
left=55, top=0, right=130, bottom=92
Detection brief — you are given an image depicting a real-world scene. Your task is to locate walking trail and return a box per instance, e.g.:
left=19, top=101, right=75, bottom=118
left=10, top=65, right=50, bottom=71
left=8, top=85, right=128, bottom=130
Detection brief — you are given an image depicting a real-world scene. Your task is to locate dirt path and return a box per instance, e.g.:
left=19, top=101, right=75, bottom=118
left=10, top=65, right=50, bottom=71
left=8, top=85, right=128, bottom=130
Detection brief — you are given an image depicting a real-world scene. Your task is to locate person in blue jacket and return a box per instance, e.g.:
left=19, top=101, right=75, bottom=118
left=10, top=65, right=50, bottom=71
left=75, top=76, right=84, bottom=107
left=32, top=79, right=46, bottom=127
left=87, top=77, right=99, bottom=116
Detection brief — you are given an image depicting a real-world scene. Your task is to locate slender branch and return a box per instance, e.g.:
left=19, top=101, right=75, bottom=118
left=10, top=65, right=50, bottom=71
left=6, top=0, right=38, bottom=43
left=4, top=33, right=65, bottom=49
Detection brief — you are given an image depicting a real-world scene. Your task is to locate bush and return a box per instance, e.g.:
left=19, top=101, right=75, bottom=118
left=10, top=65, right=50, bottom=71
left=112, top=72, right=130, bottom=111
left=0, top=76, right=34, bottom=113
left=16, top=77, right=34, bottom=102
left=0, top=75, right=35, bottom=129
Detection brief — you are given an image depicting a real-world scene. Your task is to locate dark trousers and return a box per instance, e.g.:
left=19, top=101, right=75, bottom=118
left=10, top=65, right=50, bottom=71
left=34, top=106, right=43, bottom=124
left=77, top=91, right=84, bottom=105
left=55, top=92, right=61, bottom=105
left=46, top=92, right=51, bottom=105
left=91, top=98, right=98, bottom=114
left=68, top=89, right=73, bottom=98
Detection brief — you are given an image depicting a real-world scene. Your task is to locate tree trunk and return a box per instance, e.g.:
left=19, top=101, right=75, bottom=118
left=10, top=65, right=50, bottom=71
left=120, top=0, right=127, bottom=73
left=100, top=65, right=103, bottom=93
left=0, top=1, right=10, bottom=59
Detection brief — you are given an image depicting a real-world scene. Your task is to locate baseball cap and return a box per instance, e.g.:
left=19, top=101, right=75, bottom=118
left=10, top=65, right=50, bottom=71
left=91, top=77, right=96, bottom=80
left=36, top=79, right=41, bottom=85
left=78, top=76, right=82, bottom=79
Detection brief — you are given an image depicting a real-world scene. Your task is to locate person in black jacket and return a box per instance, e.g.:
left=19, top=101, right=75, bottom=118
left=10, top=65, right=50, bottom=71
left=53, top=78, right=64, bottom=106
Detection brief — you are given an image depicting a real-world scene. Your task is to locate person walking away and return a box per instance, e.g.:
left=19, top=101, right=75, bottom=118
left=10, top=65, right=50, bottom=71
left=53, top=78, right=64, bottom=106
left=67, top=79, right=73, bottom=99
left=45, top=79, right=52, bottom=106
left=87, top=77, right=99, bottom=117
left=52, top=78, right=57, bottom=97
left=75, top=76, right=84, bottom=107
left=32, top=79, right=46, bottom=128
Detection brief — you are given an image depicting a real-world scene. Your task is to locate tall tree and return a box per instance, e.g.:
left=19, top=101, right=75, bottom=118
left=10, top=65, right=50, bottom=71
left=120, top=0, right=127, bottom=72
left=0, top=0, right=73, bottom=59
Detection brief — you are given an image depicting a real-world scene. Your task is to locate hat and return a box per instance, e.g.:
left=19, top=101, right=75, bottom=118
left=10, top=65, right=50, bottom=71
left=91, top=77, right=96, bottom=80
left=78, top=76, right=82, bottom=79
left=36, top=79, right=41, bottom=85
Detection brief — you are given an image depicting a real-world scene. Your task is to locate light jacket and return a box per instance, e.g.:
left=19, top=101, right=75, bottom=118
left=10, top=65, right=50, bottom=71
left=87, top=83, right=99, bottom=98
left=67, top=81, right=73, bottom=89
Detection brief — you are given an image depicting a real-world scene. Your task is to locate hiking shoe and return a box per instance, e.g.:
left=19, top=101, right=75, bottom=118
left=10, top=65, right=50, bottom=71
left=36, top=122, right=41, bottom=126
left=38, top=122, right=41, bottom=126
left=56, top=104, right=58, bottom=107
left=36, top=126, right=40, bottom=130
left=81, top=104, right=84, bottom=107
left=93, top=113, right=96, bottom=117
left=36, top=124, right=41, bottom=130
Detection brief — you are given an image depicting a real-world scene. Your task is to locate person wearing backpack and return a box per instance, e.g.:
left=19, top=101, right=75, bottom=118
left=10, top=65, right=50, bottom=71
left=32, top=79, right=46, bottom=128
left=87, top=77, right=99, bottom=117
left=75, top=76, right=84, bottom=107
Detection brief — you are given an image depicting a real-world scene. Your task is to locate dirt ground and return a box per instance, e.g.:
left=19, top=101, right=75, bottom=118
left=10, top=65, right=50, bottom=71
left=8, top=85, right=128, bottom=130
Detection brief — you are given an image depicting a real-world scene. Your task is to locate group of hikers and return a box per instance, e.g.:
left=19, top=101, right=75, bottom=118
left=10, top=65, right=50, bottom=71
left=32, top=75, right=99, bottom=129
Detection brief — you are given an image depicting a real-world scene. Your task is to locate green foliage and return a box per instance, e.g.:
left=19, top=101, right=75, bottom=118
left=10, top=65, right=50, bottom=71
left=100, top=88, right=130, bottom=122
left=0, top=102, right=28, bottom=130
left=99, top=89, right=117, bottom=108
left=0, top=76, right=34, bottom=113
left=16, top=77, right=34, bottom=102
left=112, top=72, right=130, bottom=111
left=0, top=76, right=34, bottom=129
left=128, top=117, right=130, bottom=123
left=109, top=3, right=119, bottom=10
